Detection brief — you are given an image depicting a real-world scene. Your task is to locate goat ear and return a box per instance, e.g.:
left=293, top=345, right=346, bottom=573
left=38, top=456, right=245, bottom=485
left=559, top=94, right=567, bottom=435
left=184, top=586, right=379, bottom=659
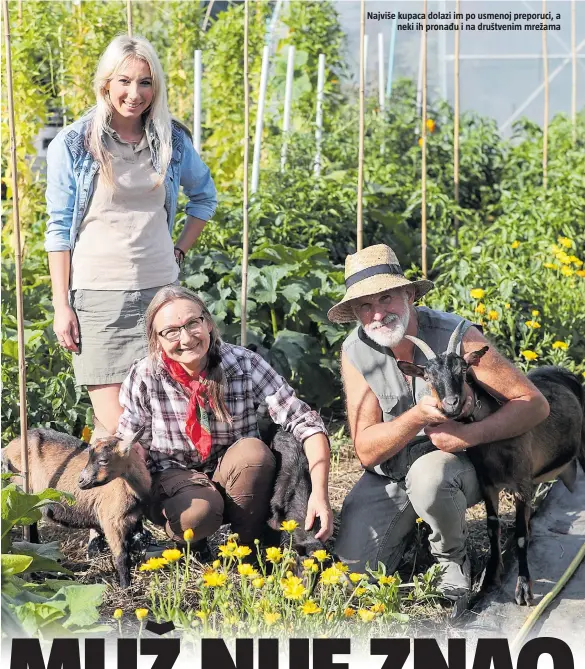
left=464, top=346, right=489, bottom=367
left=396, top=361, right=426, bottom=378
left=117, top=426, right=146, bottom=455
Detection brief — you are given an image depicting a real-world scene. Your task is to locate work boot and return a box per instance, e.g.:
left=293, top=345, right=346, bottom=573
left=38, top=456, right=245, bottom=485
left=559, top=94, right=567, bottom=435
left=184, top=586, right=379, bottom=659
left=438, top=555, right=471, bottom=601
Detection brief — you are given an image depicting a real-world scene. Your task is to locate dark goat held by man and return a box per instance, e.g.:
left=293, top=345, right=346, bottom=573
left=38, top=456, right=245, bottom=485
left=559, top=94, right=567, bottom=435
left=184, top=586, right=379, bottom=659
left=397, top=321, right=585, bottom=605
left=3, top=427, right=148, bottom=588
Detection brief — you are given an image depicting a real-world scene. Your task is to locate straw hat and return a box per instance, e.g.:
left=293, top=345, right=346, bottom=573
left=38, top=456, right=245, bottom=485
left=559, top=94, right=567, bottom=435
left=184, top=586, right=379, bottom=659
left=327, top=244, right=434, bottom=323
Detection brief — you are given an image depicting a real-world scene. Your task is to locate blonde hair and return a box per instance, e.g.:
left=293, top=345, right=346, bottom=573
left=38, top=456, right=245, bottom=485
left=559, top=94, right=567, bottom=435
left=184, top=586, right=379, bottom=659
left=145, top=286, right=231, bottom=424
left=87, top=35, right=172, bottom=189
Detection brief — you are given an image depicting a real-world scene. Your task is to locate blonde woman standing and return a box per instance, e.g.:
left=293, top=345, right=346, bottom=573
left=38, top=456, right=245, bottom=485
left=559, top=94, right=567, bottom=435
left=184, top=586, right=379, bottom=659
left=45, top=36, right=217, bottom=437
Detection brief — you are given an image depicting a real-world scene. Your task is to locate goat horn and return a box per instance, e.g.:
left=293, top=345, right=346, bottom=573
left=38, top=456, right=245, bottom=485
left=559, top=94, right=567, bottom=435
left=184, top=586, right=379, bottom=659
left=404, top=335, right=437, bottom=360
left=118, top=426, right=146, bottom=454
left=447, top=320, right=466, bottom=355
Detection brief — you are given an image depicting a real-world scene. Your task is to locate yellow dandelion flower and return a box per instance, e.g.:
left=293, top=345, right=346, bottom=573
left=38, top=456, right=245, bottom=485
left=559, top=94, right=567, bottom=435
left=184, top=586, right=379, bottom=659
left=252, top=577, right=265, bottom=588
left=113, top=609, right=123, bottom=620
left=487, top=310, right=499, bottom=321
left=320, top=566, right=342, bottom=586
left=283, top=582, right=307, bottom=599
left=218, top=541, right=237, bottom=557
left=280, top=520, right=299, bottom=533
left=212, top=559, right=221, bottom=569
left=237, top=563, right=257, bottom=577
left=577, top=270, right=585, bottom=277
left=561, top=266, right=574, bottom=277
left=234, top=545, right=252, bottom=559
left=135, top=608, right=148, bottom=621
left=552, top=341, right=569, bottom=350
left=416, top=517, right=424, bottom=524
left=312, top=549, right=329, bottom=562
left=511, top=240, right=520, bottom=249
left=139, top=557, right=168, bottom=572
left=183, top=528, right=194, bottom=542
left=344, top=607, right=356, bottom=617
left=505, top=303, right=511, bottom=309
left=302, top=558, right=316, bottom=570
left=470, top=288, right=485, bottom=300
left=355, top=587, right=367, bottom=597
left=543, top=262, right=558, bottom=270
left=265, top=547, right=283, bottom=563
left=301, top=600, right=322, bottom=615
left=267, top=575, right=275, bottom=583
left=557, top=252, right=572, bottom=265
left=475, top=303, right=486, bottom=315
left=558, top=236, right=573, bottom=249
left=371, top=603, right=386, bottom=613
left=195, top=610, right=208, bottom=621
left=426, top=118, right=436, bottom=133
left=358, top=609, right=376, bottom=622
left=525, top=320, right=541, bottom=329
left=203, top=571, right=227, bottom=587
left=531, top=309, right=540, bottom=317
left=521, top=350, right=538, bottom=361
left=349, top=572, right=366, bottom=583
left=418, top=137, right=424, bottom=148
left=569, top=256, right=583, bottom=267
left=81, top=426, right=92, bottom=443
left=378, top=575, right=397, bottom=585
left=162, top=549, right=183, bottom=563
left=264, top=612, right=281, bottom=626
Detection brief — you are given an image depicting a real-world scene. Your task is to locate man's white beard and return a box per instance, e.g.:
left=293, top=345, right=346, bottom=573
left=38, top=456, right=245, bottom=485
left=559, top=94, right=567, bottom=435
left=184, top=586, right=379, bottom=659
left=363, top=305, right=410, bottom=349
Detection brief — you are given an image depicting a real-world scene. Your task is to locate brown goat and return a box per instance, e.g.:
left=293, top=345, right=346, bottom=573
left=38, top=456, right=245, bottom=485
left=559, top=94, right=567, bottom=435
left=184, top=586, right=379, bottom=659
left=3, top=427, right=148, bottom=588
left=397, top=321, right=585, bottom=605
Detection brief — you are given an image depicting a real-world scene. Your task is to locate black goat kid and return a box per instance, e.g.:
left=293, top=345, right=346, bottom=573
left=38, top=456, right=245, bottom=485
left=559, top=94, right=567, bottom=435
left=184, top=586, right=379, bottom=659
left=397, top=321, right=585, bottom=605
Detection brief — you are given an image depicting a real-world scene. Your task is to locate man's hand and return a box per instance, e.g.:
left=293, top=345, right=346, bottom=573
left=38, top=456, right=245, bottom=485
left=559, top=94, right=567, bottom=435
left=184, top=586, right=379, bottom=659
left=415, top=395, right=452, bottom=425
left=424, top=421, right=476, bottom=453
left=305, top=492, right=333, bottom=542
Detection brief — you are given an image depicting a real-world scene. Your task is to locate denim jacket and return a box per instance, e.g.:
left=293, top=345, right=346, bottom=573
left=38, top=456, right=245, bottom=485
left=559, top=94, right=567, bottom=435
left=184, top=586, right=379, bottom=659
left=44, top=112, right=217, bottom=252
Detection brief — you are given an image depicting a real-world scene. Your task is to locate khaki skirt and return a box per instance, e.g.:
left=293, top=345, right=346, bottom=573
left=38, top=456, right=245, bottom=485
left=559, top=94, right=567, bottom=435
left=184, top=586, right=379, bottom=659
left=70, top=286, right=165, bottom=386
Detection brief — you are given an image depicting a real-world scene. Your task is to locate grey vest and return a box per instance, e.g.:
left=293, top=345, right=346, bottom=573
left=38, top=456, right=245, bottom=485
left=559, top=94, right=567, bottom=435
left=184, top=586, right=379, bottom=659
left=343, top=306, right=474, bottom=481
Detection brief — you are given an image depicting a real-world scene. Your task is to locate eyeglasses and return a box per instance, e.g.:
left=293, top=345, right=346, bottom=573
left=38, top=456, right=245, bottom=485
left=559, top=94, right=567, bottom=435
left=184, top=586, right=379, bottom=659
left=157, top=316, right=206, bottom=342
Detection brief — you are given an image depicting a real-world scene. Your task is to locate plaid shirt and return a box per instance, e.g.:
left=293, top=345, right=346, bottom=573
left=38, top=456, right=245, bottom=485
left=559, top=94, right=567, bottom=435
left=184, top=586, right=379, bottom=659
left=117, top=342, right=327, bottom=473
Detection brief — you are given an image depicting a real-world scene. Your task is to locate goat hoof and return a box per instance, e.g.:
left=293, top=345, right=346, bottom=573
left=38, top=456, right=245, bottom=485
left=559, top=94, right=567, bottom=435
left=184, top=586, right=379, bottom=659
left=515, top=577, right=533, bottom=606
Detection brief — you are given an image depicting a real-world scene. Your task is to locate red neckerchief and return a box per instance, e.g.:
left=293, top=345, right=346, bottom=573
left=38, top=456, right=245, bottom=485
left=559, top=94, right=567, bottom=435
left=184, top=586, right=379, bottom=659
left=161, top=352, right=212, bottom=460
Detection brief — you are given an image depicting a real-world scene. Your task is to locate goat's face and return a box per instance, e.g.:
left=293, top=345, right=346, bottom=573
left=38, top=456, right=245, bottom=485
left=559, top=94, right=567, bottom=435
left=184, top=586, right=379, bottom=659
left=397, top=348, right=489, bottom=419
left=78, top=427, right=145, bottom=490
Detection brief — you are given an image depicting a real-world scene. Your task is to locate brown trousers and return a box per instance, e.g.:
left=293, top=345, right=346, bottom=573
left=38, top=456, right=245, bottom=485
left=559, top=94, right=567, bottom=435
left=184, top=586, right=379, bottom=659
left=151, top=438, right=276, bottom=545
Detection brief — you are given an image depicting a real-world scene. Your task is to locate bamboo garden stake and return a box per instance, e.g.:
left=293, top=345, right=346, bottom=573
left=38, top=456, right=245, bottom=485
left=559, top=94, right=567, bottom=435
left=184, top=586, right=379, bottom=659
left=571, top=0, right=577, bottom=145
left=127, top=0, right=133, bottom=37
left=454, top=0, right=461, bottom=247
left=542, top=0, right=548, bottom=191
left=421, top=0, right=428, bottom=278
left=241, top=0, right=250, bottom=347
left=3, top=0, right=31, bottom=538
left=357, top=0, right=365, bottom=252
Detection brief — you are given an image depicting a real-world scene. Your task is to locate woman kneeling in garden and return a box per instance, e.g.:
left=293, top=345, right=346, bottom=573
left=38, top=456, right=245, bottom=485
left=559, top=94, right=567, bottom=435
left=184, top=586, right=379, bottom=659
left=116, top=285, right=333, bottom=551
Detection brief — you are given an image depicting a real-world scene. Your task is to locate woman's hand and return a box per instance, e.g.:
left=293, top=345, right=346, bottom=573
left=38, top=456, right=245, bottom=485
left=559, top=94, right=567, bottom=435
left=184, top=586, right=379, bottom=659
left=53, top=304, right=80, bottom=352
left=305, top=492, right=333, bottom=542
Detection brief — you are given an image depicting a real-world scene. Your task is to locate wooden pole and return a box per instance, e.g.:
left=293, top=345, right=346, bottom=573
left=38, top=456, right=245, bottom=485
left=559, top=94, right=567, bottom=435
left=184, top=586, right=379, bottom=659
left=241, top=0, right=250, bottom=347
left=357, top=0, right=365, bottom=252
left=127, top=0, right=133, bottom=37
left=454, top=0, right=460, bottom=247
left=202, top=0, right=215, bottom=32
left=542, top=0, right=548, bottom=191
left=314, top=54, right=326, bottom=178
left=421, top=0, right=428, bottom=278
left=3, top=0, right=31, bottom=537
left=571, top=0, right=577, bottom=145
